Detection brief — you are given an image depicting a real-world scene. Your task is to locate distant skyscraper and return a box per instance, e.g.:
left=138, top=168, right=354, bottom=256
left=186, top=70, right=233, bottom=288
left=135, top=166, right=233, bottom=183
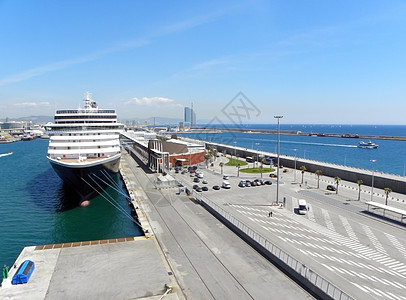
left=184, top=105, right=196, bottom=127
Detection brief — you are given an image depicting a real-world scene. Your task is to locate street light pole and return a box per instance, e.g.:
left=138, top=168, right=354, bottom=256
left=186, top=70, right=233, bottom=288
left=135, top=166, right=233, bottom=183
left=274, top=115, right=283, bottom=204
left=255, top=142, right=260, bottom=168
left=293, top=148, right=297, bottom=182
left=233, top=141, right=237, bottom=157
left=370, top=159, right=376, bottom=202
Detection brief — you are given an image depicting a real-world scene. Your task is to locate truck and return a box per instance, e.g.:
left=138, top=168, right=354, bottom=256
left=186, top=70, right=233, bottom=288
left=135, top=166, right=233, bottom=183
left=298, top=199, right=307, bottom=215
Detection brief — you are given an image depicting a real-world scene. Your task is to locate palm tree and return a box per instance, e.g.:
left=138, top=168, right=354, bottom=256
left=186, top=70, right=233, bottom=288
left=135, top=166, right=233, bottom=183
left=260, top=157, right=265, bottom=178
left=252, top=155, right=257, bottom=168
left=204, top=153, right=211, bottom=168
left=212, top=149, right=218, bottom=161
left=207, top=146, right=217, bottom=162
left=236, top=161, right=241, bottom=177
left=334, top=176, right=341, bottom=194
left=315, top=170, right=322, bottom=189
left=357, top=180, right=363, bottom=201
left=219, top=162, right=224, bottom=175
left=300, top=165, right=306, bottom=184
left=384, top=188, right=392, bottom=205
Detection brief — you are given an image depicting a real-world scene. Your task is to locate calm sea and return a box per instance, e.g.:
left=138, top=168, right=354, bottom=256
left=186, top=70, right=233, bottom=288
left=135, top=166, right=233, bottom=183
left=0, top=139, right=143, bottom=271
left=185, top=124, right=406, bottom=175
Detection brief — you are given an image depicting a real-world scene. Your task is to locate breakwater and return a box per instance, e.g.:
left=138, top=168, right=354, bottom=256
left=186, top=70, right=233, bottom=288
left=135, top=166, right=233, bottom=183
left=195, top=126, right=406, bottom=141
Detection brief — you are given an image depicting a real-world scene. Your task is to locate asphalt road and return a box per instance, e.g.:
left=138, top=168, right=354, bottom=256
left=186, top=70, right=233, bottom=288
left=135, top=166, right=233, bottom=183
left=174, top=157, right=406, bottom=299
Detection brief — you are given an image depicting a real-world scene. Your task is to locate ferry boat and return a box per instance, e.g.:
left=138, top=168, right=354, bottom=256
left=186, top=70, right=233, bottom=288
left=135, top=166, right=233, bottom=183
left=358, top=141, right=379, bottom=149
left=45, top=92, right=124, bottom=202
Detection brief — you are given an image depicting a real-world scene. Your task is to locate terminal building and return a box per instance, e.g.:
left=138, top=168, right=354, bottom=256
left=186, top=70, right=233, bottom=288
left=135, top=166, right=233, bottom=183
left=121, top=130, right=205, bottom=173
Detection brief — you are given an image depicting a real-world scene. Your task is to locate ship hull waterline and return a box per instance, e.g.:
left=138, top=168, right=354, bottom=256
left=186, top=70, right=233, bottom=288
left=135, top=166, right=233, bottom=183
left=48, top=155, right=121, bottom=205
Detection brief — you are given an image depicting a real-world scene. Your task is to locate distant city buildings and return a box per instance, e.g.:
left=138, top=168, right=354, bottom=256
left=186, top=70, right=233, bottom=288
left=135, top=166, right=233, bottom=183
left=184, top=106, right=196, bottom=127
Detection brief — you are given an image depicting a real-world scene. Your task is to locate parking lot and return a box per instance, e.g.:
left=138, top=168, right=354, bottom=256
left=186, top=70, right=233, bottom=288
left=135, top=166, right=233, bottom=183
left=173, top=157, right=283, bottom=208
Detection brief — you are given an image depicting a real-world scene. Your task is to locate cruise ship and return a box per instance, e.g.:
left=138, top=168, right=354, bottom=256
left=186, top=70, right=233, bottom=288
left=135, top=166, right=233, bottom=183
left=45, top=92, right=124, bottom=202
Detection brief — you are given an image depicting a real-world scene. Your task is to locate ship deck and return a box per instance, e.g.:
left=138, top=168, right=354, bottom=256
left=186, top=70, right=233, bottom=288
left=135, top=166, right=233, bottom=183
left=55, top=157, right=106, bottom=163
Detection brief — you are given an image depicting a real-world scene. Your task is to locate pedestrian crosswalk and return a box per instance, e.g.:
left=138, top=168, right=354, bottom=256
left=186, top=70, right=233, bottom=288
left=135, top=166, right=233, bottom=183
left=229, top=203, right=406, bottom=299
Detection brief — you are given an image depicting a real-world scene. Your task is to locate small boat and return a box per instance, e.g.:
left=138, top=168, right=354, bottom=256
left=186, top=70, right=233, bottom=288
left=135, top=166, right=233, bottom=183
left=358, top=141, right=378, bottom=149
left=0, top=152, right=13, bottom=157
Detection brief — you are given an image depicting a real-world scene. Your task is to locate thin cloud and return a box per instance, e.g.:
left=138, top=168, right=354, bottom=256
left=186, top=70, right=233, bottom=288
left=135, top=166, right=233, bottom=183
left=0, top=5, right=237, bottom=87
left=154, top=3, right=245, bottom=36
left=0, top=39, right=148, bottom=87
left=0, top=2, right=244, bottom=87
left=13, top=102, right=51, bottom=107
left=125, top=96, right=182, bottom=107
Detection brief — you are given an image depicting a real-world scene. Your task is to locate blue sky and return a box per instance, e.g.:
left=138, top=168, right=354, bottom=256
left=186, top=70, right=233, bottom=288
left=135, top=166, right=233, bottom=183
left=1, top=0, right=405, bottom=124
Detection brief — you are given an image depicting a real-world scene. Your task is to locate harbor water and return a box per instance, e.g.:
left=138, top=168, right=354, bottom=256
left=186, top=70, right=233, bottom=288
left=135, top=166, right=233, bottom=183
left=0, top=139, right=143, bottom=270
left=185, top=124, right=406, bottom=176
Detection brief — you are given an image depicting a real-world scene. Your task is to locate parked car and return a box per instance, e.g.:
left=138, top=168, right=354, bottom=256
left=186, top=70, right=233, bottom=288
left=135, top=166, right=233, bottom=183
left=327, top=185, right=336, bottom=191
left=238, top=180, right=246, bottom=187
left=193, top=184, right=199, bottom=190
left=202, top=179, right=208, bottom=184
left=196, top=173, right=204, bottom=178
left=222, top=181, right=231, bottom=189
left=193, top=177, right=200, bottom=183
left=264, top=180, right=273, bottom=185
left=202, top=186, right=209, bottom=191
left=269, top=173, right=277, bottom=178
left=253, top=179, right=264, bottom=186
left=223, top=175, right=229, bottom=180
left=283, top=169, right=289, bottom=173
left=245, top=180, right=251, bottom=187
left=213, top=185, right=221, bottom=190
left=195, top=186, right=203, bottom=192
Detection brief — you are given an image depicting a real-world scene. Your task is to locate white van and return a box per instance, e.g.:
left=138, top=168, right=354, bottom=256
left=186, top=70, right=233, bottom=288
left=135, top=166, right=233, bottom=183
left=298, top=199, right=307, bottom=215
left=222, top=181, right=231, bottom=189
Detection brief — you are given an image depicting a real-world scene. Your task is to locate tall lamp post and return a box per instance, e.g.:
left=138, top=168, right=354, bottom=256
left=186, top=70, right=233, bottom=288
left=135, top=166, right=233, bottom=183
left=274, top=115, right=283, bottom=204
left=293, top=148, right=297, bottom=182
left=255, top=142, right=260, bottom=168
left=370, top=159, right=376, bottom=202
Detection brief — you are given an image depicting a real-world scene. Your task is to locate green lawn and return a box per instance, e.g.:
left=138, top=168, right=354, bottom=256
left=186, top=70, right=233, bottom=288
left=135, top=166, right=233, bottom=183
left=225, top=157, right=248, bottom=167
left=239, top=167, right=275, bottom=174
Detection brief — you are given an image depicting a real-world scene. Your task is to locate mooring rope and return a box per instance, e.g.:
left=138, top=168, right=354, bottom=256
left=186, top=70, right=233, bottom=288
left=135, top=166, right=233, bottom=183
left=82, top=175, right=142, bottom=228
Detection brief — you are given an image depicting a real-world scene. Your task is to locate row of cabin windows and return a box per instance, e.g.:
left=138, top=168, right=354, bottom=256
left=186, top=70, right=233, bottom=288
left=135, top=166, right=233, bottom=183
left=56, top=110, right=115, bottom=114
left=51, top=145, right=117, bottom=150
left=55, top=114, right=116, bottom=118
left=58, top=133, right=116, bottom=136
left=55, top=121, right=117, bottom=124
left=50, top=126, right=123, bottom=130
